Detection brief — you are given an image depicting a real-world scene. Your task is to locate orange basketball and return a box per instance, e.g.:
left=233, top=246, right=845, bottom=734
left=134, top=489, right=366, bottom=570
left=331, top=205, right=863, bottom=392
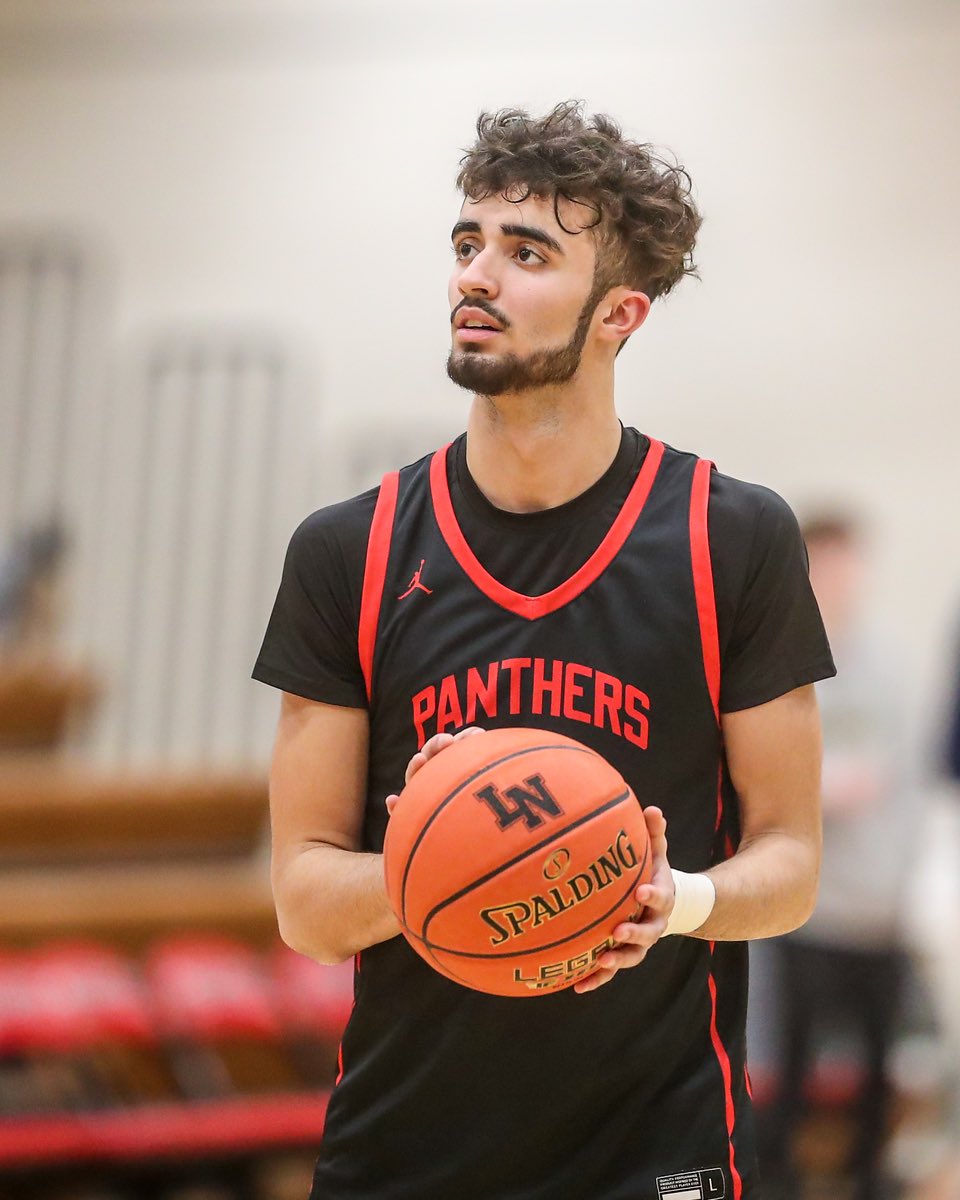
left=383, top=727, right=652, bottom=997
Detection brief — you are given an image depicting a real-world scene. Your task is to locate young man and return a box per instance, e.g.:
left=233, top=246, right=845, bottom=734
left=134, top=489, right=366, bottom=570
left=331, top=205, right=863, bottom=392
left=254, top=103, right=834, bottom=1199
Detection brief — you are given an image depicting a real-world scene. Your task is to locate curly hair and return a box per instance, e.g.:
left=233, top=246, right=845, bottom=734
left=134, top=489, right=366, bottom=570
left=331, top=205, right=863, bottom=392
left=456, top=101, right=701, bottom=300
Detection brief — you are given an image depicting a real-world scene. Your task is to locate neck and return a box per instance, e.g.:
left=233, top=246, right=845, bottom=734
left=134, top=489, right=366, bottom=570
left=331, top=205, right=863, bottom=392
left=465, top=371, right=621, bottom=513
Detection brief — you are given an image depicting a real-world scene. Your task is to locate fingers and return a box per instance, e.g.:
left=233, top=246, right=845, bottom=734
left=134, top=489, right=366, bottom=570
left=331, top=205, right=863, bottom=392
left=405, top=727, right=486, bottom=785
left=574, top=846, right=675, bottom=995
left=573, top=966, right=616, bottom=994
left=403, top=753, right=426, bottom=786
left=630, top=879, right=674, bottom=947
left=635, top=807, right=674, bottom=929
left=572, top=937, right=650, bottom=993
left=404, top=733, right=451, bottom=784
left=634, top=876, right=672, bottom=911
left=403, top=742, right=444, bottom=785
left=573, top=906, right=667, bottom=993
left=385, top=793, right=399, bottom=816
left=642, top=805, right=668, bottom=861
left=453, top=726, right=485, bottom=742
left=390, top=727, right=489, bottom=808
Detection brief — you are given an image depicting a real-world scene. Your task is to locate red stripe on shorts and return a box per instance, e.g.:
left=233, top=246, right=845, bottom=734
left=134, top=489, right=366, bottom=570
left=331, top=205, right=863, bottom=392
left=333, top=951, right=361, bottom=1088
left=708, top=957, right=744, bottom=1200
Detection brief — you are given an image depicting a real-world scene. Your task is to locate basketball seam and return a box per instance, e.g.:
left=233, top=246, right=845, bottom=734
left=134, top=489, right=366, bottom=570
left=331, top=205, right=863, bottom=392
left=417, top=835, right=650, bottom=961
left=397, top=741, right=598, bottom=925
left=419, top=786, right=634, bottom=939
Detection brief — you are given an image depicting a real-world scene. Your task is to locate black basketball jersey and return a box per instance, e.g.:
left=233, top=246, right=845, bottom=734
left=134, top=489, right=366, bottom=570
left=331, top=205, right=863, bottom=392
left=312, top=438, right=760, bottom=1200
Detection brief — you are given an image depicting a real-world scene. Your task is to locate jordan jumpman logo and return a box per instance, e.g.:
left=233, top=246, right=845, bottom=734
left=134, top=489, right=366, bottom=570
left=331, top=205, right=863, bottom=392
left=398, top=559, right=433, bottom=600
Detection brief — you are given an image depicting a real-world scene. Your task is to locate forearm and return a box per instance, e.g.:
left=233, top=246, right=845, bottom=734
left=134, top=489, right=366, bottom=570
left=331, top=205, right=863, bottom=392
left=691, top=829, right=820, bottom=941
left=273, top=843, right=401, bottom=964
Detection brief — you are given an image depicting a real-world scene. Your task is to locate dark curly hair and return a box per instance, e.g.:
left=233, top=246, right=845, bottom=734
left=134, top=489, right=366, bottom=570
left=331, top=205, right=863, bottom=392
left=456, top=101, right=701, bottom=301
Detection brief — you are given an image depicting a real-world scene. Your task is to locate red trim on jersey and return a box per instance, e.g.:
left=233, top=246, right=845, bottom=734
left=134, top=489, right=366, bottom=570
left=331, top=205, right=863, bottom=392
left=691, top=461, right=724, bottom=832
left=333, top=951, right=361, bottom=1089
left=689, top=457, right=720, bottom=722
left=695, top=465, right=741, bottom=1193
left=359, top=473, right=400, bottom=703
left=429, top=437, right=665, bottom=620
left=708, top=959, right=744, bottom=1200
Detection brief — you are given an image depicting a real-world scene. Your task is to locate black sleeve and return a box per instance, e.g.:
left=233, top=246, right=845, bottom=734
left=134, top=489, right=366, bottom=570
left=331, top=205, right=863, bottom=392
left=708, top=473, right=836, bottom=713
left=251, top=488, right=377, bottom=708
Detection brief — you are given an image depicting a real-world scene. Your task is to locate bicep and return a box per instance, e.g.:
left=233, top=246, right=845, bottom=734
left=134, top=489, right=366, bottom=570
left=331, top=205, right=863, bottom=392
left=721, top=684, right=823, bottom=849
left=269, top=692, right=370, bottom=881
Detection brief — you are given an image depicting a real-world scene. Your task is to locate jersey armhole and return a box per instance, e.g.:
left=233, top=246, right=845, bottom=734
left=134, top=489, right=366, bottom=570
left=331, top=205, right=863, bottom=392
left=358, top=471, right=400, bottom=703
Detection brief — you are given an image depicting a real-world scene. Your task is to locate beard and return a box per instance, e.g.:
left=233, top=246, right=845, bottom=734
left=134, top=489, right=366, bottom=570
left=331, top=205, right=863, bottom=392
left=446, top=280, right=604, bottom=397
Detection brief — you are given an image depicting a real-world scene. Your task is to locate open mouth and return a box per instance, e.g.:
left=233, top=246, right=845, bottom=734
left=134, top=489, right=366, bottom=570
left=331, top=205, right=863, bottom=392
left=455, top=325, right=501, bottom=342
left=453, top=305, right=506, bottom=338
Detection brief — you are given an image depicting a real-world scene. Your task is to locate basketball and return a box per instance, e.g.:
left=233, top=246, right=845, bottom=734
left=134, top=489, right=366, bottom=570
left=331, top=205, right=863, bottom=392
left=383, top=727, right=652, bottom=997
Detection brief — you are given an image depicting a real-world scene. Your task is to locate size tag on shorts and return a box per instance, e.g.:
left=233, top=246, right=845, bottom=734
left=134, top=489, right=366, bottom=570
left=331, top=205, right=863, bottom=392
left=656, top=1167, right=725, bottom=1200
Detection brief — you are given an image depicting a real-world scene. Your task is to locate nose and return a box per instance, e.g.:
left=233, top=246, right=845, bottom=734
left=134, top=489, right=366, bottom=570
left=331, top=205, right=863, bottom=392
left=456, top=247, right=499, bottom=300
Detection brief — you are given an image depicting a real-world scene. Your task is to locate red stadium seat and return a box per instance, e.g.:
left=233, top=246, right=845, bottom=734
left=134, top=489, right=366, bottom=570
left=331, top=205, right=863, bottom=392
left=146, top=935, right=280, bottom=1043
left=0, top=951, right=35, bottom=1055
left=26, top=942, right=156, bottom=1052
left=270, top=945, right=354, bottom=1042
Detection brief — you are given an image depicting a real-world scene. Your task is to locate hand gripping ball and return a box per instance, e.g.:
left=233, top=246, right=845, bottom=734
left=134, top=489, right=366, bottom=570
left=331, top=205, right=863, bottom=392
left=383, top=727, right=652, bottom=997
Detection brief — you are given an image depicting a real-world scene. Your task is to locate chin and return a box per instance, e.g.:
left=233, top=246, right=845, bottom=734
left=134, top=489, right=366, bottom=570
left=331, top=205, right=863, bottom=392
left=446, top=351, right=508, bottom=395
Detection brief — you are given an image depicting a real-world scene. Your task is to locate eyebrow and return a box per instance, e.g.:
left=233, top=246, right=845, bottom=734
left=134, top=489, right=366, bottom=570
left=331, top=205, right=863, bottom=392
left=451, top=220, right=564, bottom=255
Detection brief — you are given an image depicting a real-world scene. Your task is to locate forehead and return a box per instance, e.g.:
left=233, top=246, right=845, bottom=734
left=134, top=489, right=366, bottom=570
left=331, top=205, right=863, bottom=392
left=456, top=192, right=597, bottom=265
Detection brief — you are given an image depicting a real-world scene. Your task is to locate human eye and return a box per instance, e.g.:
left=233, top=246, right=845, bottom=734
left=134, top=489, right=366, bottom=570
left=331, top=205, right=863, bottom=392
left=516, top=245, right=546, bottom=265
left=454, top=240, right=478, bottom=260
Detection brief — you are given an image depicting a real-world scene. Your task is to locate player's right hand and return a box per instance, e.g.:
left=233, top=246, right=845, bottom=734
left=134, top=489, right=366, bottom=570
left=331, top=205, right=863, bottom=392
left=574, top=805, right=673, bottom=993
left=384, top=727, right=486, bottom=816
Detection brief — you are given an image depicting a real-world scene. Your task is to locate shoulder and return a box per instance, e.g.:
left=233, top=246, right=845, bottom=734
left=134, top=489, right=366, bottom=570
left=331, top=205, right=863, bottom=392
left=639, top=437, right=833, bottom=709
left=280, top=487, right=380, bottom=621
left=707, top=469, right=805, bottom=567
left=652, top=437, right=803, bottom=562
left=701, top=467, right=809, bottom=645
left=291, top=486, right=380, bottom=555
left=284, top=445, right=439, bottom=584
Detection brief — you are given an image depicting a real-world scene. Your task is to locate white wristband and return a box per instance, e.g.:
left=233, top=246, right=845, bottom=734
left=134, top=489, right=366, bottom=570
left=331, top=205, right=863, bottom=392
left=663, top=869, right=716, bottom=936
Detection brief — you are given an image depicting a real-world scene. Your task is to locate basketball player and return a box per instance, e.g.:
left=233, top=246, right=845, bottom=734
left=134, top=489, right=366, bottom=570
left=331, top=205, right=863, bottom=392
left=254, top=103, right=834, bottom=1199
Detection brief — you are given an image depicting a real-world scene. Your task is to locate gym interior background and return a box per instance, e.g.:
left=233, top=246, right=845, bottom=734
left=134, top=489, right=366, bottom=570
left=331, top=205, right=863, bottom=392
left=0, top=2, right=958, bottom=1198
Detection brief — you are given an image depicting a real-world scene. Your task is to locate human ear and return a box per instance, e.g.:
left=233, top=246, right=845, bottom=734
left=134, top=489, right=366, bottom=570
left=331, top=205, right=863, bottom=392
left=600, top=289, right=651, bottom=344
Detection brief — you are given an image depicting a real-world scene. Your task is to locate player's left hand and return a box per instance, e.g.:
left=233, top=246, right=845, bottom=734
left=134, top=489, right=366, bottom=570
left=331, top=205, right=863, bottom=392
left=384, top=726, right=486, bottom=817
left=573, top=805, right=673, bottom=994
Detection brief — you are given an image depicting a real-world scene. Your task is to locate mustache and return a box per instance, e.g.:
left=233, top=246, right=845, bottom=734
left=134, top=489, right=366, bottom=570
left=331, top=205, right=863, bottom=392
left=450, top=297, right=510, bottom=330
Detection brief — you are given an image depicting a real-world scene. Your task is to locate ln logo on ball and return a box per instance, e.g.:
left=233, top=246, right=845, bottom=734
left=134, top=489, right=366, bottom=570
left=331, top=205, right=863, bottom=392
left=474, top=774, right=564, bottom=831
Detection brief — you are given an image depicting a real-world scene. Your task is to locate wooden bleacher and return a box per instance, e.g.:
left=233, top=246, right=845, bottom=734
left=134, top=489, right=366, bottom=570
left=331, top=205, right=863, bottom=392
left=0, top=657, right=277, bottom=949
left=0, top=763, right=275, bottom=950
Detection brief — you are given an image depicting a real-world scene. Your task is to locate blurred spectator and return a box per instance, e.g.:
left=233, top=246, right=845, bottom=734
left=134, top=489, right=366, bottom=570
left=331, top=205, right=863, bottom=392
left=896, top=601, right=960, bottom=1197
left=0, top=518, right=100, bottom=753
left=0, top=517, right=68, bottom=649
left=762, top=514, right=917, bottom=1200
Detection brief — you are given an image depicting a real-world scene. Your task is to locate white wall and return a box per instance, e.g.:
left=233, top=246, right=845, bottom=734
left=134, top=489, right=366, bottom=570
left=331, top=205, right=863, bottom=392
left=1, top=0, right=957, bottom=763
